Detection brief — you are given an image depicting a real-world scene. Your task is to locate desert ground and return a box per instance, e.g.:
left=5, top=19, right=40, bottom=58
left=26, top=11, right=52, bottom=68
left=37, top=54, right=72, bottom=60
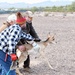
left=0, top=12, right=75, bottom=75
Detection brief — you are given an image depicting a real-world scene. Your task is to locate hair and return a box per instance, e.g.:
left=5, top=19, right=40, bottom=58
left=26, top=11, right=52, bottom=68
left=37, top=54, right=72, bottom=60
left=16, top=12, right=23, bottom=19
left=7, top=14, right=16, bottom=23
left=16, top=12, right=26, bottom=25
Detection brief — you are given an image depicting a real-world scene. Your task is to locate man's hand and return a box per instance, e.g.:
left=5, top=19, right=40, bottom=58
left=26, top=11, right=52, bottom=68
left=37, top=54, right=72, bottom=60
left=27, top=41, right=41, bottom=54
left=34, top=38, right=41, bottom=42
left=17, top=45, right=26, bottom=51
left=28, top=42, right=41, bottom=55
left=32, top=42, right=41, bottom=53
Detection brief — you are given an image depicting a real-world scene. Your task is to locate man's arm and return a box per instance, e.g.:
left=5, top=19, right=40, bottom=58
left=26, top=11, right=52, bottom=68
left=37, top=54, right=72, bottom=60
left=28, top=23, right=41, bottom=42
left=8, top=25, right=34, bottom=54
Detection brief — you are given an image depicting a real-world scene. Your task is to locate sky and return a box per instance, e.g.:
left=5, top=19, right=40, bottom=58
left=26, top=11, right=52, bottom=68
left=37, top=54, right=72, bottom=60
left=0, top=0, right=74, bottom=4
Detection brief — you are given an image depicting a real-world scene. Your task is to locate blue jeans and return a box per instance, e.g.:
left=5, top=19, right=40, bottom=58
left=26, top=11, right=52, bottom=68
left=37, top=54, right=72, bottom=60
left=0, top=50, right=16, bottom=75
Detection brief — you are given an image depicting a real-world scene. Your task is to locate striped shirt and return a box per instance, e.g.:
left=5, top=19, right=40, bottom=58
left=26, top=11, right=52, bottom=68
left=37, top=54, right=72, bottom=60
left=0, top=24, right=33, bottom=55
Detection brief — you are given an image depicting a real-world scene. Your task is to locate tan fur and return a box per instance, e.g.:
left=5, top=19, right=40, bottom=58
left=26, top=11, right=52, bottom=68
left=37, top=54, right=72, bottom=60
left=0, top=22, right=10, bottom=32
left=11, top=34, right=55, bottom=75
left=0, top=24, right=8, bottom=32
left=24, top=35, right=55, bottom=51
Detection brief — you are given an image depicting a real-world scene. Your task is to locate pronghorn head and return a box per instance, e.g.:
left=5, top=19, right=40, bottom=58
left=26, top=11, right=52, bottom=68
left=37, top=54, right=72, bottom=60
left=44, top=32, right=55, bottom=44
left=3, top=21, right=10, bottom=26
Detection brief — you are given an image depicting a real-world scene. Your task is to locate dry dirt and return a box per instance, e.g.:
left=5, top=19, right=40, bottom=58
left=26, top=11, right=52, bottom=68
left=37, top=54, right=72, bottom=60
left=0, top=13, right=75, bottom=75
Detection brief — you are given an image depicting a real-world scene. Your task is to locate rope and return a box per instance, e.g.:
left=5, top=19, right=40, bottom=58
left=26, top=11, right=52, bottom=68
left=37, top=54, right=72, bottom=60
left=6, top=70, right=10, bottom=75
left=4, top=53, right=8, bottom=62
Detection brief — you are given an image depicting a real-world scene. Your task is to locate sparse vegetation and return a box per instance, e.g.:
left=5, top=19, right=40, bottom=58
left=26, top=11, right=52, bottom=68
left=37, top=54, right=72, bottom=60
left=0, top=1, right=75, bottom=14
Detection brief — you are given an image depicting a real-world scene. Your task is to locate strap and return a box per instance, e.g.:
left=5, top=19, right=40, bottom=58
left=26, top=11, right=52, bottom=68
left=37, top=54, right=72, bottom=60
left=4, top=53, right=8, bottom=62
left=6, top=70, right=10, bottom=75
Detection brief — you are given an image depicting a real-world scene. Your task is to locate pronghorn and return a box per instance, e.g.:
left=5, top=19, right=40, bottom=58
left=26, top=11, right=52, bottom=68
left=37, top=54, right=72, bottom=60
left=11, top=33, right=55, bottom=75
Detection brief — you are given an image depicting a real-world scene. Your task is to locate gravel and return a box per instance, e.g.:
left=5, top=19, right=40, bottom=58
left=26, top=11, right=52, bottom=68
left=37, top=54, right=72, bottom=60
left=0, top=13, right=75, bottom=75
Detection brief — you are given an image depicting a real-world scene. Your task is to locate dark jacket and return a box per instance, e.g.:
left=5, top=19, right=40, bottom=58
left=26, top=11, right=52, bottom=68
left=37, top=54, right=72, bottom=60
left=22, top=22, right=39, bottom=38
left=19, top=22, right=41, bottom=68
left=18, top=22, right=41, bottom=45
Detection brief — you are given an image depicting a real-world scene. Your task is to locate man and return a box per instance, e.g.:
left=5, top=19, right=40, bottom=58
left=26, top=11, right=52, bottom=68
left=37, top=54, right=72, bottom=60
left=25, top=11, right=41, bottom=41
left=0, top=12, right=40, bottom=75
left=18, top=11, right=41, bottom=72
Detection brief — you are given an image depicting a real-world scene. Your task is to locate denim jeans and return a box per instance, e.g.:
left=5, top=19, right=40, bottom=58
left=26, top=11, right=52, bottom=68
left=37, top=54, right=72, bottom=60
left=0, top=64, right=6, bottom=75
left=0, top=50, right=16, bottom=75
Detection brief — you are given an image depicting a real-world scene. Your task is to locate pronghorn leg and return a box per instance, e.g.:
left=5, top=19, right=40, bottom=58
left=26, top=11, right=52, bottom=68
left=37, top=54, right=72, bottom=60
left=16, top=68, right=23, bottom=75
left=40, top=48, right=53, bottom=69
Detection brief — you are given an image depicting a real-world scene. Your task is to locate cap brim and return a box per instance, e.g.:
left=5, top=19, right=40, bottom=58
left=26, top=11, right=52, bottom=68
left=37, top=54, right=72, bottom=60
left=28, top=14, right=33, bottom=17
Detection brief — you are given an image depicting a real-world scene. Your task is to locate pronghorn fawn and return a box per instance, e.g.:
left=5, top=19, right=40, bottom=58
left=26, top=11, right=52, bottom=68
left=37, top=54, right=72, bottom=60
left=11, top=33, right=55, bottom=75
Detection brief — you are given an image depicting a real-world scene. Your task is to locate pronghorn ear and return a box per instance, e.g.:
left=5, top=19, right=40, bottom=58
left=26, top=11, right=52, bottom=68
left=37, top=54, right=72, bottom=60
left=47, top=32, right=50, bottom=38
left=3, top=22, right=10, bottom=26
left=3, top=22, right=6, bottom=25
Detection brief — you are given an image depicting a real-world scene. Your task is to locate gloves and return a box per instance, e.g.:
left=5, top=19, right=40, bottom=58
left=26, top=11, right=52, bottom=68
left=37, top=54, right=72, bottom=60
left=32, top=42, right=41, bottom=53
left=34, top=38, right=41, bottom=42
left=10, top=54, right=18, bottom=61
left=28, top=42, right=41, bottom=55
left=27, top=41, right=41, bottom=54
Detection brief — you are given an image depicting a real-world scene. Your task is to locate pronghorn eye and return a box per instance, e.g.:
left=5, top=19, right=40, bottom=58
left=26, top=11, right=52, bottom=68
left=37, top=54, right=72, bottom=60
left=52, top=37, right=55, bottom=40
left=53, top=38, right=55, bottom=40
